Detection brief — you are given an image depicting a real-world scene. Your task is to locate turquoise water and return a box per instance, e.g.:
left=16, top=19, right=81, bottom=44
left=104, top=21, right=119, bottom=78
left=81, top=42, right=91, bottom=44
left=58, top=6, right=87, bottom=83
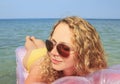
left=0, top=19, right=120, bottom=84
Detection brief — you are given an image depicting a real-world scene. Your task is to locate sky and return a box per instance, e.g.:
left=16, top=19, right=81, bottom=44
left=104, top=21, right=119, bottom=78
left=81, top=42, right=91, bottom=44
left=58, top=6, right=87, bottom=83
left=0, top=0, right=120, bottom=19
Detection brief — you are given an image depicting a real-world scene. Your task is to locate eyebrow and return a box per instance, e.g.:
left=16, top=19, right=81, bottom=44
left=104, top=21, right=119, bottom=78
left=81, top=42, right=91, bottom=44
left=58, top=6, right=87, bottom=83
left=51, top=38, right=73, bottom=47
left=51, top=38, right=57, bottom=43
left=51, top=38, right=67, bottom=44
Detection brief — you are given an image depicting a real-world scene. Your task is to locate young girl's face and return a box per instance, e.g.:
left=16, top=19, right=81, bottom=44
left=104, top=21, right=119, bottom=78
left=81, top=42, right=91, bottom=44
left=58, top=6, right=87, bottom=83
left=49, top=22, right=76, bottom=76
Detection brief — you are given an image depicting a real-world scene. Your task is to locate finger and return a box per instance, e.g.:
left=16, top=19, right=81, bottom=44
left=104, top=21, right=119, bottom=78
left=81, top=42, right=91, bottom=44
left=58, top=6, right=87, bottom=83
left=30, top=36, right=37, bottom=47
left=26, top=36, right=30, bottom=41
left=30, top=36, right=44, bottom=48
left=25, top=36, right=33, bottom=46
left=30, top=36, right=36, bottom=41
left=24, top=36, right=36, bottom=50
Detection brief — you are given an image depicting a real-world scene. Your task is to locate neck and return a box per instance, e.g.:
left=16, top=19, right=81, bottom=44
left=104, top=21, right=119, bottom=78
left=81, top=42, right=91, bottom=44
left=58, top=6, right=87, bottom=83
left=63, top=67, right=76, bottom=76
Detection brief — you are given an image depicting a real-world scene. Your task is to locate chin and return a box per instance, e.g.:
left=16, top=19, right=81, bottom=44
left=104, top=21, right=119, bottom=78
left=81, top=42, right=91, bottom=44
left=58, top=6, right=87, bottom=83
left=52, top=63, right=63, bottom=71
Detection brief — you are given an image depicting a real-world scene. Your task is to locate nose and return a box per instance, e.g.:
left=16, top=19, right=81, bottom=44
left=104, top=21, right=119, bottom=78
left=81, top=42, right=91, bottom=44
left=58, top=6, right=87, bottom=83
left=50, top=46, right=59, bottom=56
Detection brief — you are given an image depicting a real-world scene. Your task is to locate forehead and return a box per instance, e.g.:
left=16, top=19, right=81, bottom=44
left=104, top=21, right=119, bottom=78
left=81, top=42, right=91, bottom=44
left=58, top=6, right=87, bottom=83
left=51, top=23, right=73, bottom=44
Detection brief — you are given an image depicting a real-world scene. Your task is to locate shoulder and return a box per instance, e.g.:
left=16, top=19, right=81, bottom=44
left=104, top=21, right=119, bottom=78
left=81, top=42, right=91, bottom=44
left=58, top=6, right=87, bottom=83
left=25, top=64, right=43, bottom=84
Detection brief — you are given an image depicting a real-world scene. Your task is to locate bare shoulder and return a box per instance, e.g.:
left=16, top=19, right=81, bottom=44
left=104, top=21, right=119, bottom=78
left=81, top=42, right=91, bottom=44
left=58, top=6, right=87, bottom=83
left=25, top=64, right=43, bottom=84
left=25, top=60, right=42, bottom=84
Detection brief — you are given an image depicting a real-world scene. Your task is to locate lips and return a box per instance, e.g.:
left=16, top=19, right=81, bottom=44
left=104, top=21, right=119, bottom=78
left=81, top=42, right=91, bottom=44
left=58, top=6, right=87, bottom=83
left=51, top=58, right=62, bottom=64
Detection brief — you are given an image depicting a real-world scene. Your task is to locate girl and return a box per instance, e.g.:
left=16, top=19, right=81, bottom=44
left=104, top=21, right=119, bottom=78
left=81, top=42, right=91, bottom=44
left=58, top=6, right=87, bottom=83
left=24, top=16, right=107, bottom=84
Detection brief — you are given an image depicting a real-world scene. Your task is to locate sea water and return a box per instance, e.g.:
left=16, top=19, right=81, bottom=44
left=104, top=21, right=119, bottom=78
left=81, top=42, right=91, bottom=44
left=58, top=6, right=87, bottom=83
left=0, top=18, right=120, bottom=84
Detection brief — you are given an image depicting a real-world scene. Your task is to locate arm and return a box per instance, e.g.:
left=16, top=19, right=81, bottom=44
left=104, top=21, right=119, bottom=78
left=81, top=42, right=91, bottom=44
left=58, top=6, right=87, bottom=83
left=24, top=60, right=43, bottom=84
left=23, top=36, right=46, bottom=71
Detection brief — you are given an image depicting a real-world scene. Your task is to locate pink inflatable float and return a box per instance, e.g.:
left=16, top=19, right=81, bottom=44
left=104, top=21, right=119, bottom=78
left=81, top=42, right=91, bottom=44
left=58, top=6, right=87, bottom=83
left=15, top=46, right=28, bottom=84
left=16, top=46, right=120, bottom=84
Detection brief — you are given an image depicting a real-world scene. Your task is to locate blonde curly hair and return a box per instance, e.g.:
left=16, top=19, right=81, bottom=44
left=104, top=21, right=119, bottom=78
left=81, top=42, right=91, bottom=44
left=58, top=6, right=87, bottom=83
left=38, top=16, right=107, bottom=83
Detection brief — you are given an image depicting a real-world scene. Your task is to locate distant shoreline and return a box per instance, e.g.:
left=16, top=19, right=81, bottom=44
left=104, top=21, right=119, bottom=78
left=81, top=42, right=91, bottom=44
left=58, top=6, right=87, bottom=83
left=0, top=18, right=120, bottom=20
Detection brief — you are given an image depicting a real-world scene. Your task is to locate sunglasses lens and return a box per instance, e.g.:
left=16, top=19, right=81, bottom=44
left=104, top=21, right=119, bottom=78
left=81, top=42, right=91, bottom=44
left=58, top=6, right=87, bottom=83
left=45, top=40, right=53, bottom=52
left=45, top=40, right=70, bottom=58
left=57, top=44, right=70, bottom=57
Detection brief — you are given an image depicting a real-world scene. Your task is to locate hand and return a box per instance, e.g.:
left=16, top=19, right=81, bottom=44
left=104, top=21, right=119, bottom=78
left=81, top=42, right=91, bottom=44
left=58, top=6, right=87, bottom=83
left=24, top=36, right=45, bottom=51
left=24, top=36, right=36, bottom=51
left=30, top=36, right=45, bottom=49
left=23, top=36, right=45, bottom=69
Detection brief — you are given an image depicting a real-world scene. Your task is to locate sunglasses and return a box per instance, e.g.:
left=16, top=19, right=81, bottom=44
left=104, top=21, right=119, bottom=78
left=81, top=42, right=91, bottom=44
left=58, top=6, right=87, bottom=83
left=45, top=40, right=73, bottom=58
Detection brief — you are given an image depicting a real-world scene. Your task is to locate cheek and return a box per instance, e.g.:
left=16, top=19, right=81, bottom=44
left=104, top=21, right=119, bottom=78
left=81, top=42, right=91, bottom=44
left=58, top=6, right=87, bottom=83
left=64, top=55, right=76, bottom=67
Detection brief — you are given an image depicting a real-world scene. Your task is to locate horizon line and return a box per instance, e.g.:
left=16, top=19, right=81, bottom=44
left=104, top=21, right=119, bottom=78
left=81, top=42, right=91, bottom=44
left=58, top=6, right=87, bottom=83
left=0, top=17, right=120, bottom=20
